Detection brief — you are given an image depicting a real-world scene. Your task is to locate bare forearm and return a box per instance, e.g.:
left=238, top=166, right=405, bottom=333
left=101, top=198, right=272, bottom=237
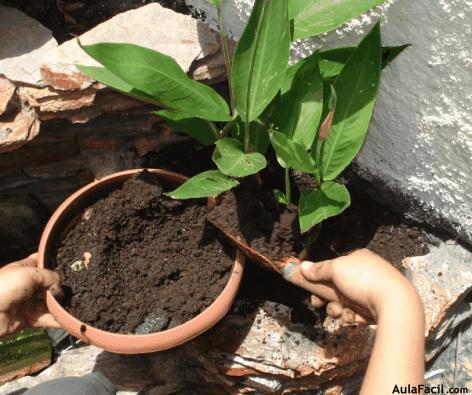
left=361, top=285, right=425, bottom=395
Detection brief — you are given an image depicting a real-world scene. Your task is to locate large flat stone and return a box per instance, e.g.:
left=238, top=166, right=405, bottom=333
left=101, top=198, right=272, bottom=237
left=41, top=3, right=221, bottom=91
left=0, top=6, right=58, bottom=85
left=403, top=242, right=472, bottom=360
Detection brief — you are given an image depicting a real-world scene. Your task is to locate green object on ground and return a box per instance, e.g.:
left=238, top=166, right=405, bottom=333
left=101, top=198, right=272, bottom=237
left=0, top=328, right=52, bottom=383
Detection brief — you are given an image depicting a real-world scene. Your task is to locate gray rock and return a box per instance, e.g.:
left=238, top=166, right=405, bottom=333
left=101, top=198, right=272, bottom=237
left=426, top=320, right=472, bottom=390
left=134, top=310, right=171, bottom=334
left=403, top=241, right=472, bottom=360
left=0, top=7, right=57, bottom=85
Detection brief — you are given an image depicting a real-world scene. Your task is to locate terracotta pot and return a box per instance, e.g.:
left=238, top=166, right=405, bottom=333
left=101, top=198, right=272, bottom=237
left=38, top=168, right=245, bottom=354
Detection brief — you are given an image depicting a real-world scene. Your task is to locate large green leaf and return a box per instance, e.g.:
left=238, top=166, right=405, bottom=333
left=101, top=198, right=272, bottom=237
left=321, top=23, right=382, bottom=181
left=269, top=131, right=317, bottom=174
left=298, top=181, right=350, bottom=233
left=79, top=42, right=231, bottom=121
left=76, top=65, right=160, bottom=104
left=156, top=110, right=217, bottom=145
left=213, top=138, right=267, bottom=177
left=289, top=0, right=385, bottom=40
left=167, top=170, right=239, bottom=199
left=320, top=45, right=410, bottom=79
left=277, top=52, right=323, bottom=150
left=231, top=0, right=290, bottom=123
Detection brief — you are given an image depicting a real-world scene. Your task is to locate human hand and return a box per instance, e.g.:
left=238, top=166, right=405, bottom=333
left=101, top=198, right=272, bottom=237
left=284, top=249, right=425, bottom=393
left=283, top=248, right=422, bottom=325
left=0, top=253, right=63, bottom=337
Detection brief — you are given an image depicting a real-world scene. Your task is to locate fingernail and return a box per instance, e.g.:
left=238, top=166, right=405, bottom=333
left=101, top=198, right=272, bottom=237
left=282, top=261, right=298, bottom=281
left=301, top=261, right=314, bottom=272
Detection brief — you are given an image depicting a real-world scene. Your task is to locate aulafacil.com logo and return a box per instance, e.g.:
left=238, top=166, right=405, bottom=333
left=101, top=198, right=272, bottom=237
left=392, top=384, right=469, bottom=394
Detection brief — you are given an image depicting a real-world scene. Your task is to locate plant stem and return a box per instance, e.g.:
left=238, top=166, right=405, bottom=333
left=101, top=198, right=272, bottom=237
left=207, top=120, right=221, bottom=140
left=220, top=116, right=237, bottom=138
left=299, top=222, right=322, bottom=260
left=284, top=167, right=292, bottom=205
left=244, top=120, right=251, bottom=152
left=216, top=3, right=235, bottom=114
left=314, top=140, right=323, bottom=184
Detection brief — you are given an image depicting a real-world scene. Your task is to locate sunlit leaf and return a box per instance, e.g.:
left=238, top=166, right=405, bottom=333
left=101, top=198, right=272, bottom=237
left=320, top=44, right=409, bottom=79
left=212, top=138, right=267, bottom=177
left=319, top=47, right=356, bottom=79
left=166, top=170, right=239, bottom=199
left=289, top=0, right=386, bottom=40
left=321, top=23, right=382, bottom=180
left=232, top=0, right=290, bottom=123
left=298, top=181, right=350, bottom=232
left=79, top=42, right=231, bottom=121
left=276, top=52, right=323, bottom=150
left=270, top=131, right=317, bottom=174
left=75, top=65, right=159, bottom=104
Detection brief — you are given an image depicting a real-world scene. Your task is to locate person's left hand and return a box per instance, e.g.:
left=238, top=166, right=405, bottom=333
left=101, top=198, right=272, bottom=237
left=0, top=253, right=63, bottom=337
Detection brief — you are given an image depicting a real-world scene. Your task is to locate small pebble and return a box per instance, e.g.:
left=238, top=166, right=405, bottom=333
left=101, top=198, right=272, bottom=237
left=135, top=309, right=171, bottom=334
left=71, top=260, right=85, bottom=272
left=82, top=208, right=93, bottom=221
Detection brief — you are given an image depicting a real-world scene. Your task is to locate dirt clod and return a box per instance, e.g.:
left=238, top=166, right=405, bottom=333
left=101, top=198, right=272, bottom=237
left=208, top=186, right=302, bottom=262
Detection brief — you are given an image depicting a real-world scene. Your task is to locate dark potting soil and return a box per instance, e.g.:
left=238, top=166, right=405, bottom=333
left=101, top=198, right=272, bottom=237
left=55, top=171, right=234, bottom=334
left=208, top=186, right=303, bottom=262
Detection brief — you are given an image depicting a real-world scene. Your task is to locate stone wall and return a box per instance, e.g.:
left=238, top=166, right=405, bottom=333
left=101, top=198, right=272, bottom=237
left=184, top=0, right=472, bottom=246
left=0, top=4, right=225, bottom=261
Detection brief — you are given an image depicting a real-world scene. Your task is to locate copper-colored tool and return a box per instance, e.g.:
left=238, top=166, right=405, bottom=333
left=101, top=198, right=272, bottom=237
left=208, top=220, right=298, bottom=274
left=208, top=220, right=343, bottom=306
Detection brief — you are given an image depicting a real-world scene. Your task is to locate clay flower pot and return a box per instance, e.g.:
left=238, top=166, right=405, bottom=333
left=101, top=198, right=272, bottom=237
left=38, top=168, right=245, bottom=354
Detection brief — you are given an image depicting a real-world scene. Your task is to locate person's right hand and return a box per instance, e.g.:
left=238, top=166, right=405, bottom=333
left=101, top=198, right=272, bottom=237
left=284, top=249, right=425, bottom=394
left=283, top=248, right=422, bottom=325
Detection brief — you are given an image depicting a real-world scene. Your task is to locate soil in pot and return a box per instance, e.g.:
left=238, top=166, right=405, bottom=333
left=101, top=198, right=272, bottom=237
left=54, top=171, right=234, bottom=334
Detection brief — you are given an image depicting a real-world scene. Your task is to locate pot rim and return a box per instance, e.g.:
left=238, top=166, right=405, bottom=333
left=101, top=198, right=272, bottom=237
left=38, top=168, right=244, bottom=354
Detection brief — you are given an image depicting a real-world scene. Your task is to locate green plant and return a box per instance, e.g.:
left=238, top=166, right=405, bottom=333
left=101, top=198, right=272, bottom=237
left=77, top=0, right=407, bottom=234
